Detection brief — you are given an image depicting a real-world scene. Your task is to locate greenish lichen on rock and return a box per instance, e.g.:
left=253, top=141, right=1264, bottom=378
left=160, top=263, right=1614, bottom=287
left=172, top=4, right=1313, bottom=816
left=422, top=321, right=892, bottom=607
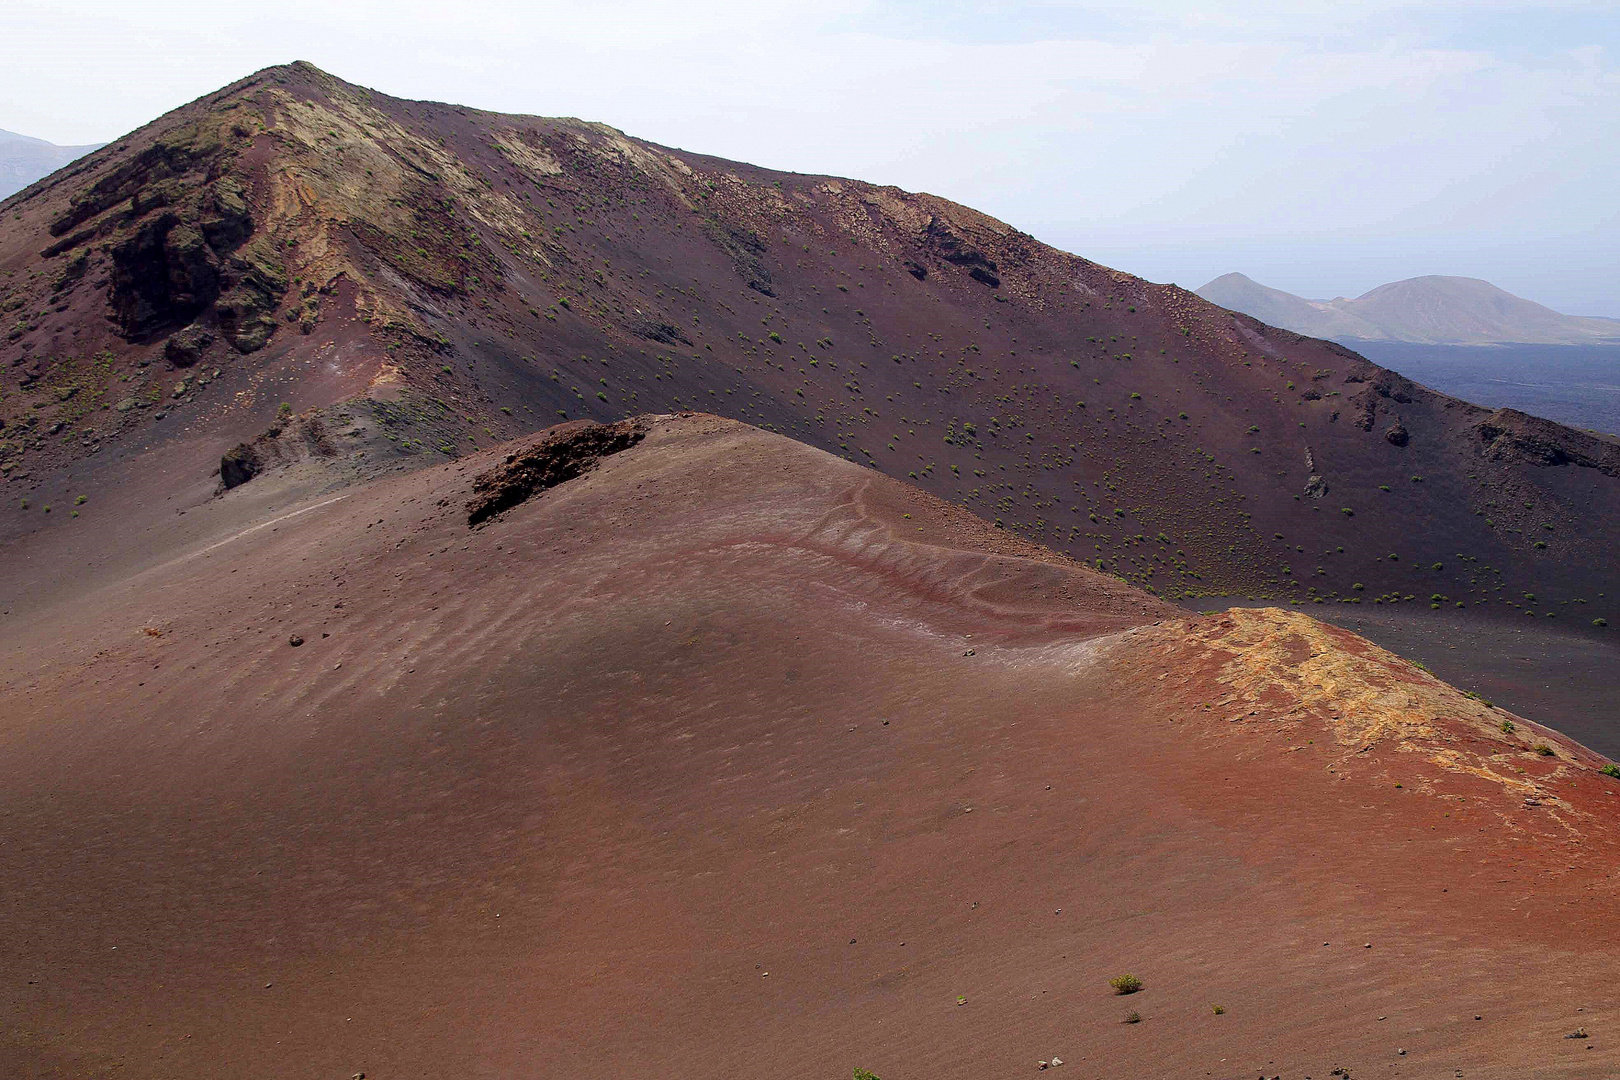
left=214, top=236, right=288, bottom=352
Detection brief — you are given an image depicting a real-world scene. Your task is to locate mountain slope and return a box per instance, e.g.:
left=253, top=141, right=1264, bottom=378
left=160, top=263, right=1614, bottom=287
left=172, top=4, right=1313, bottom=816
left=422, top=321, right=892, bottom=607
left=1197, top=272, right=1620, bottom=345
left=4, top=61, right=1620, bottom=628
left=0, top=128, right=104, bottom=200
left=4, top=412, right=1620, bottom=1079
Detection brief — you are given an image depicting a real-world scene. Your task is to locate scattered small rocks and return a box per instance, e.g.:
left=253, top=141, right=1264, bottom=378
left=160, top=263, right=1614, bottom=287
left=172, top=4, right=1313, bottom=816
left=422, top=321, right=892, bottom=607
left=1566, top=1027, right=1588, bottom=1040
left=288, top=634, right=304, bottom=647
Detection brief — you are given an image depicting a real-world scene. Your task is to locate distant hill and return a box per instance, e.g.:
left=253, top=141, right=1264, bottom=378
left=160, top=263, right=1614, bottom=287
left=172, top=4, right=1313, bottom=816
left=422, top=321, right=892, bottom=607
left=0, top=128, right=104, bottom=200
left=1196, top=272, right=1384, bottom=340
left=1197, top=272, right=1620, bottom=346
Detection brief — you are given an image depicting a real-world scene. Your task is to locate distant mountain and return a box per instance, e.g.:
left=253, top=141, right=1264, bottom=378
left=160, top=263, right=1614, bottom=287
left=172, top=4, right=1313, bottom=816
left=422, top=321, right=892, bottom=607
left=1196, top=272, right=1384, bottom=340
left=1197, top=272, right=1620, bottom=346
left=0, top=128, right=104, bottom=200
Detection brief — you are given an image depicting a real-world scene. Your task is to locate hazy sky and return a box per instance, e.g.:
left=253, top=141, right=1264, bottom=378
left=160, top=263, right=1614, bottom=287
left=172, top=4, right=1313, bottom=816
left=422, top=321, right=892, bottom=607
left=5, top=1, right=1616, bottom=314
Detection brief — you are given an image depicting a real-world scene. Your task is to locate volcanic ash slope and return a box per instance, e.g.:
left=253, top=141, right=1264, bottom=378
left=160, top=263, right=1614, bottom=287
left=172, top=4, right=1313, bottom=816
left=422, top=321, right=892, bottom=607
left=2, top=413, right=1618, bottom=1079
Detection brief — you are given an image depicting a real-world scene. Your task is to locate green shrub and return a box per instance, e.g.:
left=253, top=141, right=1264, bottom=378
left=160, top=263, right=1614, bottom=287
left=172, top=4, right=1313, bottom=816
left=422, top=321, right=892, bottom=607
left=1534, top=743, right=1555, bottom=757
left=1110, top=973, right=1143, bottom=995
left=1501, top=719, right=1516, bottom=734
left=1600, top=764, right=1620, bottom=779
left=854, top=1070, right=881, bottom=1080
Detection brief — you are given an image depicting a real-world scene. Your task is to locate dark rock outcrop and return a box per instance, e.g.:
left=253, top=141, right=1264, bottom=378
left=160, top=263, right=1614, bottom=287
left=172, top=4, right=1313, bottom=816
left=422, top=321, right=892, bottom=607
left=1476, top=409, right=1620, bottom=477
left=164, top=325, right=214, bottom=367
left=220, top=441, right=263, bottom=489
left=632, top=317, right=693, bottom=346
left=213, top=242, right=288, bottom=353
left=38, top=121, right=282, bottom=351
left=924, top=218, right=997, bottom=272
left=219, top=413, right=338, bottom=490
left=467, top=417, right=649, bottom=526
left=703, top=219, right=774, bottom=296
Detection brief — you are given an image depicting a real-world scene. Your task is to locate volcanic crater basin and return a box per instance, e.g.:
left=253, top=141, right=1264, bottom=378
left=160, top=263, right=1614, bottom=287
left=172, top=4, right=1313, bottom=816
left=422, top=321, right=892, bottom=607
left=2, top=413, right=1619, bottom=1079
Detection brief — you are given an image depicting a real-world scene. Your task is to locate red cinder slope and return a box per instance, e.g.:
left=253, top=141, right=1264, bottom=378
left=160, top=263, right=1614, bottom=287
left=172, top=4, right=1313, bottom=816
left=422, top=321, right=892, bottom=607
left=2, top=414, right=1618, bottom=1079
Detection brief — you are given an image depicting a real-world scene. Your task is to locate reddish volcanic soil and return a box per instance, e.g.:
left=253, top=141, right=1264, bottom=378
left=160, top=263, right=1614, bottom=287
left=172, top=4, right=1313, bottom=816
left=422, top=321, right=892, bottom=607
left=3, top=414, right=1620, bottom=1079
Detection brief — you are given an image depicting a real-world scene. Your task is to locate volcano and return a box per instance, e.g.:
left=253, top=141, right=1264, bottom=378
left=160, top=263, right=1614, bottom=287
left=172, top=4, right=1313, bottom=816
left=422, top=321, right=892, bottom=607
left=2, top=62, right=1618, bottom=627
left=4, top=64, right=1620, bottom=1078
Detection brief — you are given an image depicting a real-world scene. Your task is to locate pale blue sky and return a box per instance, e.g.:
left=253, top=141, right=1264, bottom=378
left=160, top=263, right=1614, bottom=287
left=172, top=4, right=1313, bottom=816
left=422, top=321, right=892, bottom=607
left=4, top=1, right=1615, bottom=314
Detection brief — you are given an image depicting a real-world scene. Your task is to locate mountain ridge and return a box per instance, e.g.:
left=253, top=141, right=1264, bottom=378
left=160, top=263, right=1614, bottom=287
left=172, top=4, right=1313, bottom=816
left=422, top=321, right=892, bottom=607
left=1197, top=271, right=1620, bottom=345
left=3, top=60, right=1619, bottom=626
